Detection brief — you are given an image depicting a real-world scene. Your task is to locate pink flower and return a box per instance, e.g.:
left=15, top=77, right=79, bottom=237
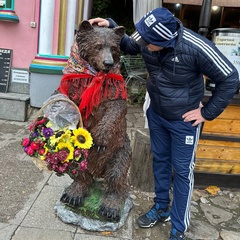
left=22, top=138, right=30, bottom=147
left=74, top=148, right=82, bottom=158
left=83, top=149, right=89, bottom=158
left=38, top=148, right=45, bottom=155
left=58, top=166, right=66, bottom=173
left=26, top=146, right=34, bottom=156
left=30, top=142, right=39, bottom=150
left=58, top=150, right=68, bottom=161
left=79, top=160, right=88, bottom=171
left=29, top=122, right=34, bottom=131
left=72, top=169, right=77, bottom=175
left=63, top=162, right=69, bottom=168
left=38, top=118, right=46, bottom=125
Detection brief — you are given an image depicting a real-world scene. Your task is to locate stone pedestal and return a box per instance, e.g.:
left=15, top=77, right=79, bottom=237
left=54, top=181, right=133, bottom=232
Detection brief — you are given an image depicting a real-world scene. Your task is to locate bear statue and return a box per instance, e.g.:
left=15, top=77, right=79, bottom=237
left=55, top=20, right=132, bottom=222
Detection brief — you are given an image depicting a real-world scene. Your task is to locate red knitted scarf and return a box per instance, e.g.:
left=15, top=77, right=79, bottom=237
left=58, top=72, right=127, bottom=122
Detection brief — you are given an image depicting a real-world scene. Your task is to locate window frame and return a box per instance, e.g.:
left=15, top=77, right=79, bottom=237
left=0, top=0, right=14, bottom=10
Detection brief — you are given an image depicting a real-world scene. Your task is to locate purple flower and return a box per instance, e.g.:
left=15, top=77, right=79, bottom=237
left=31, top=132, right=39, bottom=138
left=43, top=128, right=54, bottom=138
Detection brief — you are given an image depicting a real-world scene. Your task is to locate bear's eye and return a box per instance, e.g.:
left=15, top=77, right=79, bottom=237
left=111, top=46, right=118, bottom=52
left=96, top=45, right=102, bottom=51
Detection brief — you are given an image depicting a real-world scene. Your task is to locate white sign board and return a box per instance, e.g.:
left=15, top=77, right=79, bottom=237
left=11, top=69, right=29, bottom=83
left=215, top=35, right=240, bottom=76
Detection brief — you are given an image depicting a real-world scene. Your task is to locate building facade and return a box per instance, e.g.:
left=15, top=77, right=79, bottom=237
left=0, top=0, right=92, bottom=107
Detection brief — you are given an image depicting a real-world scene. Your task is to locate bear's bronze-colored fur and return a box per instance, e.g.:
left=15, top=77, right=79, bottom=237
left=57, top=21, right=132, bottom=222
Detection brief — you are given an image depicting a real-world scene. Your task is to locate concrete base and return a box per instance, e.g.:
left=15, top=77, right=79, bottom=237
left=30, top=73, right=62, bottom=108
left=0, top=92, right=30, bottom=121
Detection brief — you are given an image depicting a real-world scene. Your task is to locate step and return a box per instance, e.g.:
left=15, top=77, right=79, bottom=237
left=0, top=92, right=30, bottom=121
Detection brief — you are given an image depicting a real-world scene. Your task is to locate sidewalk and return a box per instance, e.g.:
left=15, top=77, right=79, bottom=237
left=0, top=106, right=239, bottom=240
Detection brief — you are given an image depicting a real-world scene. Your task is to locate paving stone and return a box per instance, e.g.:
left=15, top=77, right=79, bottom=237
left=0, top=223, right=18, bottom=240
left=21, top=185, right=77, bottom=233
left=220, top=229, right=240, bottom=240
left=186, top=220, right=219, bottom=240
left=200, top=203, right=233, bottom=225
left=210, top=195, right=239, bottom=210
left=12, top=226, right=75, bottom=240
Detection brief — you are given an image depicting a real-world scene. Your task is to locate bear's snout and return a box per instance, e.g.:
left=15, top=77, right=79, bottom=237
left=103, top=60, right=114, bottom=70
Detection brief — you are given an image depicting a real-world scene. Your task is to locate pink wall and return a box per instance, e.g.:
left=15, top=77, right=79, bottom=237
left=0, top=0, right=40, bottom=68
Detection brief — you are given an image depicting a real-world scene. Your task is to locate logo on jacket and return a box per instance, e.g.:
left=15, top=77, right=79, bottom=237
left=171, top=56, right=179, bottom=62
left=185, top=136, right=194, bottom=145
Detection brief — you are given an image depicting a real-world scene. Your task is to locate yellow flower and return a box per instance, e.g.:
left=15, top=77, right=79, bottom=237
left=44, top=145, right=50, bottom=154
left=71, top=128, right=93, bottom=149
left=49, top=129, right=71, bottom=146
left=60, top=129, right=72, bottom=141
left=46, top=121, right=53, bottom=128
left=56, top=141, right=74, bottom=162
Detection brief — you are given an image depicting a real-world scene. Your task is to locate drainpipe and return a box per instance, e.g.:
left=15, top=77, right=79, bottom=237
left=198, top=0, right=212, bottom=37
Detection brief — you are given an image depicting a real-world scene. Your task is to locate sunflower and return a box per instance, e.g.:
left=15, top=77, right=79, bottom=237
left=56, top=141, right=74, bottom=162
left=71, top=128, right=93, bottom=149
left=49, top=128, right=71, bottom=146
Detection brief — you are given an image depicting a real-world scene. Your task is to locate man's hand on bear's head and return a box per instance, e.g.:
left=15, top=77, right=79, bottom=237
left=88, top=18, right=110, bottom=27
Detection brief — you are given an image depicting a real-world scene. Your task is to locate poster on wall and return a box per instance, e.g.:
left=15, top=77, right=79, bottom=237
left=0, top=48, right=12, bottom=93
left=214, top=35, right=240, bottom=76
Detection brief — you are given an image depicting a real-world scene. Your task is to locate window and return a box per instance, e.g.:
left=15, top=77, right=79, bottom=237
left=0, top=0, right=19, bottom=22
left=0, top=0, right=13, bottom=9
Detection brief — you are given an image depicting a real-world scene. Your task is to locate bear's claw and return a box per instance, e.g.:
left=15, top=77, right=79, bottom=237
left=98, top=205, right=120, bottom=222
left=60, top=193, right=84, bottom=207
left=96, top=145, right=107, bottom=153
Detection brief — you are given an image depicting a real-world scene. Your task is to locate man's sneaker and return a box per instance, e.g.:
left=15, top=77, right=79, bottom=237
left=137, top=203, right=170, bottom=228
left=169, top=228, right=186, bottom=240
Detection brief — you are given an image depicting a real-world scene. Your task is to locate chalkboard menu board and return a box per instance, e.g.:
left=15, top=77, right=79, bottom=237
left=0, top=48, right=12, bottom=93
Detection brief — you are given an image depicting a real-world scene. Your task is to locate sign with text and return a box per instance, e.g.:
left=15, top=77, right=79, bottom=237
left=214, top=34, right=240, bottom=77
left=12, top=69, right=29, bottom=83
left=0, top=48, right=12, bottom=93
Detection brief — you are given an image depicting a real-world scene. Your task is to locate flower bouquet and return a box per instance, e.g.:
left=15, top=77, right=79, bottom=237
left=21, top=97, right=93, bottom=177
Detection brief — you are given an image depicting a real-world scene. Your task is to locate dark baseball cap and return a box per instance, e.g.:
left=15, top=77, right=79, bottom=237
left=130, top=7, right=178, bottom=48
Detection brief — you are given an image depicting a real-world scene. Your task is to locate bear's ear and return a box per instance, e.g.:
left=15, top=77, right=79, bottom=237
left=113, top=26, right=125, bottom=38
left=78, top=20, right=94, bottom=32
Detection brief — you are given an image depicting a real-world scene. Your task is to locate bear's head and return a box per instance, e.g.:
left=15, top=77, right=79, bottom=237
left=76, top=20, right=125, bottom=73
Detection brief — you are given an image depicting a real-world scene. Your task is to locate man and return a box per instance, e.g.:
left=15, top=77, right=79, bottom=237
left=89, top=7, right=239, bottom=240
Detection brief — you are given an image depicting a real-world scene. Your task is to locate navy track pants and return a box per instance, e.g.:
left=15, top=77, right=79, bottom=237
left=147, top=105, right=201, bottom=232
